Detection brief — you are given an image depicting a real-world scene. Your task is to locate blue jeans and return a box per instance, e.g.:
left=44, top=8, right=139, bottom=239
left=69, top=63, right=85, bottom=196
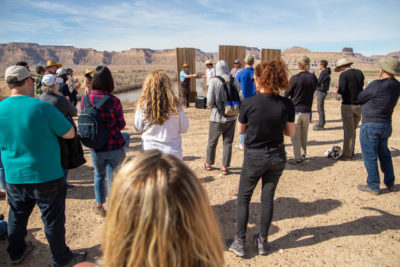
left=236, top=145, right=286, bottom=239
left=6, top=178, right=72, bottom=265
left=0, top=151, right=6, bottom=191
left=360, top=122, right=395, bottom=191
left=240, top=134, right=246, bottom=145
left=90, top=148, right=125, bottom=204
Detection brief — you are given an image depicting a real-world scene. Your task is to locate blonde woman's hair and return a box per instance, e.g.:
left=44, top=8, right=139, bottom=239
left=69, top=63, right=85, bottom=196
left=137, top=71, right=180, bottom=125
left=41, top=84, right=59, bottom=94
left=102, top=150, right=225, bottom=267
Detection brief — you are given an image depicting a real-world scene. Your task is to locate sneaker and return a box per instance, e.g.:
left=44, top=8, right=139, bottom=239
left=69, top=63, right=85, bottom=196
left=94, top=205, right=106, bottom=217
left=66, top=184, right=76, bottom=191
left=287, top=159, right=304, bottom=166
left=54, top=251, right=87, bottom=267
left=235, top=144, right=244, bottom=151
left=313, top=124, right=324, bottom=131
left=357, top=184, right=379, bottom=195
left=253, top=233, right=271, bottom=255
left=10, top=241, right=34, bottom=264
left=387, top=186, right=397, bottom=193
left=228, top=237, right=245, bottom=257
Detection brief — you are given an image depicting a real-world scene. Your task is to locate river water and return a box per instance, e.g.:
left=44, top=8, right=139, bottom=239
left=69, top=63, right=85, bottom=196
left=117, top=79, right=206, bottom=103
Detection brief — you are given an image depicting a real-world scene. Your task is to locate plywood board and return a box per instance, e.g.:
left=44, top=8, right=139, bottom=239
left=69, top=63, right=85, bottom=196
left=176, top=48, right=196, bottom=101
left=218, top=45, right=246, bottom=72
left=261, top=49, right=281, bottom=62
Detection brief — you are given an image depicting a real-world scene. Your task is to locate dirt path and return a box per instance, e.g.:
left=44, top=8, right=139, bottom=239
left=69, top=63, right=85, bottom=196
left=1, top=99, right=399, bottom=266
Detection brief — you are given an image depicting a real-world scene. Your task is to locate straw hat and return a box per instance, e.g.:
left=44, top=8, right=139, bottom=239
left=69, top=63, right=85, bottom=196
left=44, top=60, right=62, bottom=69
left=85, top=68, right=94, bottom=76
left=205, top=59, right=213, bottom=65
left=334, top=58, right=353, bottom=72
left=182, top=63, right=189, bottom=68
left=378, top=57, right=400, bottom=75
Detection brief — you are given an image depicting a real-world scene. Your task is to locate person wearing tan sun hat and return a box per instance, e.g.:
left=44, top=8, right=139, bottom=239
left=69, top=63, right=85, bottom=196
left=44, top=60, right=62, bottom=75
left=84, top=68, right=94, bottom=95
left=356, top=57, right=400, bottom=195
left=335, top=58, right=364, bottom=161
left=202, top=59, right=216, bottom=88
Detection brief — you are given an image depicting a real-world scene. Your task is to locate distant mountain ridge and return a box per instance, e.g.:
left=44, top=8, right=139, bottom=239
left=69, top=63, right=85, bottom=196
left=0, top=42, right=398, bottom=71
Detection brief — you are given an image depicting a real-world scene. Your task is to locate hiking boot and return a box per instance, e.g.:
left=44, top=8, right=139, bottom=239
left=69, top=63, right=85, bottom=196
left=94, top=204, right=106, bottom=217
left=54, top=251, right=87, bottom=267
left=357, top=184, right=379, bottom=195
left=0, top=191, right=5, bottom=200
left=253, top=233, right=271, bottom=255
left=228, top=236, right=245, bottom=257
left=10, top=241, right=34, bottom=264
left=387, top=186, right=397, bottom=193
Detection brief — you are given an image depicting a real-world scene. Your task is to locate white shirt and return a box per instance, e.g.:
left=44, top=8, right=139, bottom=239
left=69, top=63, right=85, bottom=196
left=206, top=67, right=216, bottom=85
left=134, top=106, right=189, bottom=159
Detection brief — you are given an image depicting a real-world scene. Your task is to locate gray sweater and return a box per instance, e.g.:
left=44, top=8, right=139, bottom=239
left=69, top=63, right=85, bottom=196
left=207, top=60, right=242, bottom=122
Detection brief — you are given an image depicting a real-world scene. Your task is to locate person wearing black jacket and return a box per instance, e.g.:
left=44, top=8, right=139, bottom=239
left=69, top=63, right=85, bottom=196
left=313, top=60, right=331, bottom=130
left=284, top=56, right=317, bottom=165
left=356, top=57, right=400, bottom=195
left=335, top=58, right=364, bottom=160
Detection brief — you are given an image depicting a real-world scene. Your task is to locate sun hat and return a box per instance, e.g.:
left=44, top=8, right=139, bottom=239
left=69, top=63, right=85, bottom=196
left=334, top=58, right=353, bottom=72
left=44, top=60, right=62, bottom=69
left=56, top=68, right=68, bottom=76
left=245, top=55, right=254, bottom=64
left=205, top=59, right=213, bottom=65
left=84, top=68, right=94, bottom=76
left=377, top=57, right=400, bottom=75
left=5, top=66, right=36, bottom=84
left=182, top=63, right=189, bottom=68
left=234, top=59, right=241, bottom=64
left=41, top=74, right=63, bottom=87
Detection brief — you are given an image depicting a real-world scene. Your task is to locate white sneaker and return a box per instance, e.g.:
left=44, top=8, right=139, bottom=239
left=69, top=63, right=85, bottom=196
left=235, top=144, right=244, bottom=150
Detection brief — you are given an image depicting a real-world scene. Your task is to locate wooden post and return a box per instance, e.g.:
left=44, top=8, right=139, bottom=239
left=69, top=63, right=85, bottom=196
left=176, top=48, right=196, bottom=102
left=261, top=49, right=281, bottom=62
left=218, top=45, right=246, bottom=72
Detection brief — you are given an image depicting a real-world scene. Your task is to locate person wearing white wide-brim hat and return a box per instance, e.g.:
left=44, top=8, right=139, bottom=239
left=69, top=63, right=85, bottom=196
left=335, top=58, right=365, bottom=160
left=202, top=59, right=216, bottom=87
left=356, top=57, right=400, bottom=195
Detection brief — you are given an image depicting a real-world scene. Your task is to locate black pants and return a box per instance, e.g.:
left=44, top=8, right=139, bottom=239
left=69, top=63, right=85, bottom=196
left=316, top=90, right=327, bottom=127
left=236, top=145, right=286, bottom=239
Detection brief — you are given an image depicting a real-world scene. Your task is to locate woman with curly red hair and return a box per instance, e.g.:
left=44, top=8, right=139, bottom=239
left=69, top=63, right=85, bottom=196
left=229, top=59, right=295, bottom=257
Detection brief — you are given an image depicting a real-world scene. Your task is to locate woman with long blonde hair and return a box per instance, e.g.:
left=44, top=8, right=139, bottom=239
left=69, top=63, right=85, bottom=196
left=101, top=150, right=225, bottom=267
left=134, top=71, right=189, bottom=159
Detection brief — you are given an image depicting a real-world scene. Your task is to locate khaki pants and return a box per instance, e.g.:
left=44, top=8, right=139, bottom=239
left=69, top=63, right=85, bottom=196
left=341, top=104, right=361, bottom=157
left=291, top=113, right=310, bottom=161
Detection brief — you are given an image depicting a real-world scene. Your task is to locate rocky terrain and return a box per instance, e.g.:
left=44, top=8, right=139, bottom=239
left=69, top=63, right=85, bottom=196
left=0, top=42, right=398, bottom=74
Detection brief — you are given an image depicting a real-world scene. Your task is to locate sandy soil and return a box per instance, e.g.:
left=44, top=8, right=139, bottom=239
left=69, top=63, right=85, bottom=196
left=1, top=98, right=400, bottom=266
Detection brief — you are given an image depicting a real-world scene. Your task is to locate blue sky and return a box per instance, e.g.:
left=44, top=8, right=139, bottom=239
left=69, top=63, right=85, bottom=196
left=1, top=0, right=399, bottom=56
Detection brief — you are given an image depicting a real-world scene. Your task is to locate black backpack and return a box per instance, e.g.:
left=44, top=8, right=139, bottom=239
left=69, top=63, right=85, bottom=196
left=78, top=95, right=111, bottom=149
left=215, top=76, right=241, bottom=117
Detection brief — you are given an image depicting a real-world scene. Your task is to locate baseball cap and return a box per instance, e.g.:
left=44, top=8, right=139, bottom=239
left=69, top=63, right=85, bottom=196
left=5, top=65, right=36, bottom=84
left=56, top=68, right=68, bottom=76
left=245, top=55, right=254, bottom=64
left=234, top=59, right=241, bottom=64
left=41, top=74, right=64, bottom=87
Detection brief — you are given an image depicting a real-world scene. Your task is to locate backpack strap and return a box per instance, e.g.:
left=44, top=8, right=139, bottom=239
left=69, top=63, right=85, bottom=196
left=215, top=76, right=225, bottom=84
left=94, top=95, right=111, bottom=110
left=83, top=95, right=91, bottom=108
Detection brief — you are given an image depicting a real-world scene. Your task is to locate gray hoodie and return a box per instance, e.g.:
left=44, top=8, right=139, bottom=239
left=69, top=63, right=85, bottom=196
left=207, top=60, right=242, bottom=122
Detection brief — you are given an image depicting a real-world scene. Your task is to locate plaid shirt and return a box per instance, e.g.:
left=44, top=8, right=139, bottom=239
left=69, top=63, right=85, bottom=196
left=81, top=90, right=126, bottom=152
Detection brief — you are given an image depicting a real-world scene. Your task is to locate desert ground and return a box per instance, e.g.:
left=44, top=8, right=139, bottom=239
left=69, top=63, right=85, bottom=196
left=1, top=88, right=400, bottom=266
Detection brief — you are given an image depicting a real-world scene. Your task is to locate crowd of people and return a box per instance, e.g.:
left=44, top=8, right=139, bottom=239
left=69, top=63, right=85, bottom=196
left=0, top=54, right=399, bottom=266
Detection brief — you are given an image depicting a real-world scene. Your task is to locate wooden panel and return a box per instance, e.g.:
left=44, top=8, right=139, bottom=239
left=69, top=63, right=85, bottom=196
left=218, top=45, right=246, bottom=72
left=261, top=49, right=281, bottom=62
left=175, top=48, right=196, bottom=101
